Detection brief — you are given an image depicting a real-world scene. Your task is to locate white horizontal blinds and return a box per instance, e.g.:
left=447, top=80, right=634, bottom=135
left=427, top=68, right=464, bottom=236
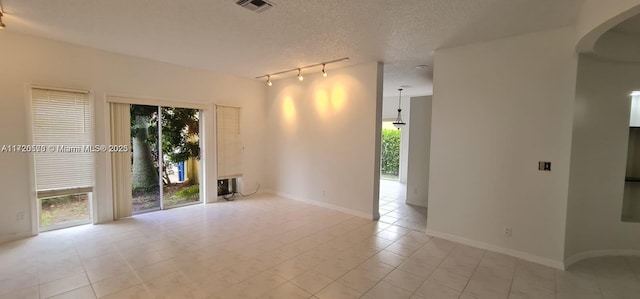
left=216, top=105, right=242, bottom=179
left=32, top=88, right=94, bottom=194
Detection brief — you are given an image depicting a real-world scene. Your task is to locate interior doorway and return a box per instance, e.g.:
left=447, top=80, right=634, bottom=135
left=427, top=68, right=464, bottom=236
left=377, top=95, right=432, bottom=233
left=378, top=120, right=427, bottom=232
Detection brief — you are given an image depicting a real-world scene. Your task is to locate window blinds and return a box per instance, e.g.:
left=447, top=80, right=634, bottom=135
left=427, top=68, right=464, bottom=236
left=109, top=102, right=132, bottom=219
left=32, top=88, right=94, bottom=195
left=216, top=105, right=242, bottom=179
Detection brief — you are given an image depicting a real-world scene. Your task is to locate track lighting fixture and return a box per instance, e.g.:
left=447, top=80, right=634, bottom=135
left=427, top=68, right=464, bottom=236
left=297, top=69, right=304, bottom=81
left=256, top=57, right=348, bottom=84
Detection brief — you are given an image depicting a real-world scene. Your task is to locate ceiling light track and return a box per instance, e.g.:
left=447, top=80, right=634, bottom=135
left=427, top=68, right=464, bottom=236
left=257, top=57, right=349, bottom=86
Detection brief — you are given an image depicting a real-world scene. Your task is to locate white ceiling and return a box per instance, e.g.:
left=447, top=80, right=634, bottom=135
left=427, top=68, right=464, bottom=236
left=2, top=0, right=584, bottom=97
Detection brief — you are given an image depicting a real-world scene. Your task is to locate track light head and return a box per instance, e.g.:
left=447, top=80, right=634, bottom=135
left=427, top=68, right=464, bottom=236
left=267, top=75, right=272, bottom=87
left=297, top=69, right=303, bottom=81
left=0, top=11, right=5, bottom=30
left=322, top=64, right=327, bottom=77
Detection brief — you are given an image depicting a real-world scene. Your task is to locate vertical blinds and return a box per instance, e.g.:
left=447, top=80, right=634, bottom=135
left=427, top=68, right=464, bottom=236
left=32, top=88, right=94, bottom=193
left=216, top=105, right=242, bottom=179
left=109, top=102, right=132, bottom=219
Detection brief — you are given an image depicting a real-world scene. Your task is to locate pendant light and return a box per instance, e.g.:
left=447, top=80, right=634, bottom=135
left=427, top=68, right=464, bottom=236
left=392, top=88, right=406, bottom=129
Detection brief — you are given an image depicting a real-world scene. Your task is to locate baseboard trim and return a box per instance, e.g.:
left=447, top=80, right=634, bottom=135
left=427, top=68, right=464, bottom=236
left=0, top=231, right=34, bottom=245
left=405, top=199, right=428, bottom=208
left=259, top=188, right=276, bottom=196
left=425, top=229, right=564, bottom=270
left=564, top=249, right=640, bottom=269
left=207, top=189, right=275, bottom=203
left=269, top=191, right=373, bottom=220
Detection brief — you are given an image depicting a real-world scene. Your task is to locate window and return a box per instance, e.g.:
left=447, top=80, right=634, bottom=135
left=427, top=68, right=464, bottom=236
left=216, top=105, right=242, bottom=179
left=31, top=87, right=93, bottom=229
left=630, top=91, right=640, bottom=127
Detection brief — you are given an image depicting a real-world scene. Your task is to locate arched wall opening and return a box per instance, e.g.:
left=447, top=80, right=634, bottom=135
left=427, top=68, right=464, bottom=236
left=565, top=0, right=640, bottom=267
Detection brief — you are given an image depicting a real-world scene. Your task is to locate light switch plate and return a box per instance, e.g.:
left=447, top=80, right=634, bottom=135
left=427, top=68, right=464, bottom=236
left=538, top=161, right=551, bottom=171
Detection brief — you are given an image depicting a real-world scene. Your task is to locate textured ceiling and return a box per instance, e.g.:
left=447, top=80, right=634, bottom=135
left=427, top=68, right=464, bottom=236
left=3, top=0, right=584, bottom=97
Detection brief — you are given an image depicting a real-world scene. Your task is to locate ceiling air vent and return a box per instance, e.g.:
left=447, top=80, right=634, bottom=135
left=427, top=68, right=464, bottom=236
left=236, top=0, right=274, bottom=13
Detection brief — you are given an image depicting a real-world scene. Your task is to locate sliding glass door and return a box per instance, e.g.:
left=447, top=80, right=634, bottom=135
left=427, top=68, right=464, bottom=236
left=160, top=107, right=201, bottom=209
left=130, top=105, right=200, bottom=214
left=131, top=105, right=161, bottom=213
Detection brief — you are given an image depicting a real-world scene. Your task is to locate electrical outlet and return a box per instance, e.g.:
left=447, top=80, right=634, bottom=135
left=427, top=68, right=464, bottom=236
left=322, top=190, right=326, bottom=197
left=16, top=212, right=25, bottom=222
left=504, top=227, right=512, bottom=237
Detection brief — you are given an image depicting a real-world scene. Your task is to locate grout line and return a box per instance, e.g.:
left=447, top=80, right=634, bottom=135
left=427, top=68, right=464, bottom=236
left=458, top=248, right=487, bottom=298
left=13, top=193, right=599, bottom=299
left=505, top=257, right=519, bottom=298
left=73, top=245, right=98, bottom=299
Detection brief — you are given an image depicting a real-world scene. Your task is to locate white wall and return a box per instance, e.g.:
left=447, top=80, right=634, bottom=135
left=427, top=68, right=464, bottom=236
left=382, top=96, right=410, bottom=183
left=564, top=55, right=640, bottom=263
left=0, top=32, right=267, bottom=243
left=406, top=96, right=432, bottom=208
left=265, top=62, right=383, bottom=219
left=428, top=27, right=578, bottom=268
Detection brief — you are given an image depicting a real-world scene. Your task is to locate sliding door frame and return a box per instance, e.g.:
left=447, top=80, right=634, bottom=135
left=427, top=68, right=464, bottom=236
left=107, top=94, right=208, bottom=217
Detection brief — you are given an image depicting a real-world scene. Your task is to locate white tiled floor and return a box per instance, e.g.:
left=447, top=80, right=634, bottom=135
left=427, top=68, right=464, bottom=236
left=0, top=194, right=639, bottom=298
left=378, top=180, right=428, bottom=232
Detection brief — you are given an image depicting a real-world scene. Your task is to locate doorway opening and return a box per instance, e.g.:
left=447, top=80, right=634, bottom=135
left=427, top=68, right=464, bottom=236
left=377, top=95, right=432, bottom=233
left=381, top=121, right=401, bottom=181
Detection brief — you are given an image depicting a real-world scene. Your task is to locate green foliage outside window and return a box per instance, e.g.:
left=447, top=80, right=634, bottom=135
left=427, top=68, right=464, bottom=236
left=381, top=128, right=400, bottom=175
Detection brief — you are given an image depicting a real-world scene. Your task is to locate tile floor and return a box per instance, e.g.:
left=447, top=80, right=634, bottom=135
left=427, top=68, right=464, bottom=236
left=0, top=194, right=639, bottom=299
left=378, top=180, right=427, bottom=232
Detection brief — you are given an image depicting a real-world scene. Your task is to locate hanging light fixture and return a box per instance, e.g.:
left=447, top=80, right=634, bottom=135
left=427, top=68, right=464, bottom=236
left=322, top=64, right=328, bottom=77
left=392, top=88, right=406, bottom=129
left=297, top=69, right=304, bottom=81
left=266, top=75, right=272, bottom=86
